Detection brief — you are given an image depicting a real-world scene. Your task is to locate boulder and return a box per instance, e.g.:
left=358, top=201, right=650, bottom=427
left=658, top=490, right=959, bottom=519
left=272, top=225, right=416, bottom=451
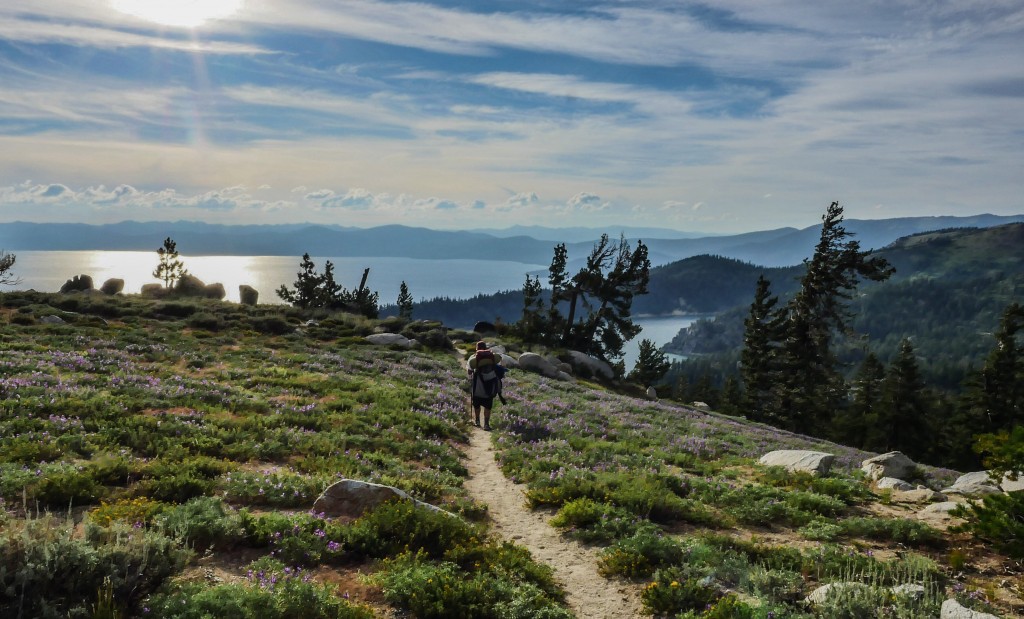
left=876, top=477, right=915, bottom=491
left=99, top=278, right=124, bottom=295
left=140, top=283, right=167, bottom=298
left=862, top=452, right=917, bottom=482
left=646, top=386, right=658, bottom=401
left=239, top=285, right=259, bottom=306
left=365, top=333, right=413, bottom=348
left=565, top=350, right=615, bottom=381
left=313, top=479, right=450, bottom=519
left=204, top=282, right=226, bottom=300
left=1001, top=472, right=1024, bottom=493
left=758, top=450, right=835, bottom=476
left=518, top=352, right=561, bottom=379
left=940, top=599, right=1001, bottom=619
left=473, top=321, right=497, bottom=335
left=942, top=471, right=1002, bottom=497
left=40, top=315, right=66, bottom=325
left=692, top=401, right=710, bottom=410
left=892, top=488, right=946, bottom=504
left=805, top=582, right=872, bottom=606
left=175, top=274, right=207, bottom=297
left=501, top=355, right=520, bottom=369
left=60, top=274, right=93, bottom=293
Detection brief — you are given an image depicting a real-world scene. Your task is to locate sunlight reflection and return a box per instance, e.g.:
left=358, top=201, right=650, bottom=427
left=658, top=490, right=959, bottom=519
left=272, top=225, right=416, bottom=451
left=111, top=0, right=244, bottom=28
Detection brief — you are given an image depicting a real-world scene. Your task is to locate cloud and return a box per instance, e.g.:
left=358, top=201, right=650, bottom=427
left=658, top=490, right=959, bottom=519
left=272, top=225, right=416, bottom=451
left=505, top=192, right=540, bottom=208
left=568, top=192, right=603, bottom=209
left=320, top=188, right=378, bottom=209
left=304, top=189, right=335, bottom=200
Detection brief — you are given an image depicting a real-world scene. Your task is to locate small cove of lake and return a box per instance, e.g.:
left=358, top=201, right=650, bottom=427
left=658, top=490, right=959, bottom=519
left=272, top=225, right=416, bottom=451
left=8, top=250, right=699, bottom=368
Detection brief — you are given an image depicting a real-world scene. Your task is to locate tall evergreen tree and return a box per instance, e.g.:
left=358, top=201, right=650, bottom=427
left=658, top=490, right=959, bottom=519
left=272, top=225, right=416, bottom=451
left=971, top=302, right=1024, bottom=432
left=774, top=202, right=894, bottom=433
left=0, top=250, right=19, bottom=286
left=842, top=353, right=885, bottom=449
left=153, top=237, right=188, bottom=289
left=740, top=275, right=782, bottom=422
left=397, top=281, right=414, bottom=320
left=629, top=339, right=671, bottom=387
left=277, top=253, right=323, bottom=309
left=518, top=274, right=545, bottom=342
left=542, top=235, right=651, bottom=363
left=873, top=339, right=932, bottom=456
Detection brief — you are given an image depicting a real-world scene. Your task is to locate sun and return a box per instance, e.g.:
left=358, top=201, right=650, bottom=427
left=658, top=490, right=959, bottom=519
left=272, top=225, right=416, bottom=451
left=112, top=0, right=244, bottom=28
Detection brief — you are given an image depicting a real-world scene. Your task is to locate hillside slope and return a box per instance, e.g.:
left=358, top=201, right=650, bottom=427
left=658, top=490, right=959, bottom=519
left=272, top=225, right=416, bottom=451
left=0, top=292, right=1019, bottom=617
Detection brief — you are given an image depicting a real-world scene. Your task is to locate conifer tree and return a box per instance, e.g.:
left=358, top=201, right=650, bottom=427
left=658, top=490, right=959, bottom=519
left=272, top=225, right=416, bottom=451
left=629, top=338, right=670, bottom=387
left=277, top=253, right=323, bottom=309
left=873, top=339, right=932, bottom=456
left=153, top=237, right=188, bottom=289
left=774, top=202, right=894, bottom=433
left=740, top=275, right=782, bottom=422
left=518, top=274, right=545, bottom=342
left=969, top=302, right=1024, bottom=432
left=0, top=250, right=18, bottom=286
left=397, top=281, right=414, bottom=320
left=842, top=353, right=885, bottom=449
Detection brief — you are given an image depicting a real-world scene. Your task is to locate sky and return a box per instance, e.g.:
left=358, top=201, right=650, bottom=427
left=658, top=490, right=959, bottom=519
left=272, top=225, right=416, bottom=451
left=0, top=0, right=1022, bottom=234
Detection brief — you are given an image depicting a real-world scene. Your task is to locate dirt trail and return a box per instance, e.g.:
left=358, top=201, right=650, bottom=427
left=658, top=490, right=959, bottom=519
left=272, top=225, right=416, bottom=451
left=463, top=426, right=644, bottom=619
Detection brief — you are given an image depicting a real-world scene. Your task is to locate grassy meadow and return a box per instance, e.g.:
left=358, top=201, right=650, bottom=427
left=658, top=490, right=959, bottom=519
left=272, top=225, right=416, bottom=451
left=0, top=291, right=1019, bottom=618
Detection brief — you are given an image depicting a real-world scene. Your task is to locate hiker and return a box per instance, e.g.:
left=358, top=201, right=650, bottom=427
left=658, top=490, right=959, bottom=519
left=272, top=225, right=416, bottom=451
left=467, top=341, right=504, bottom=430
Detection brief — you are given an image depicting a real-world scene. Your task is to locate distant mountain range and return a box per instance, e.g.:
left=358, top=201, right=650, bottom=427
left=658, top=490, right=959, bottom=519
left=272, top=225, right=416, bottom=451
left=1, top=214, right=1023, bottom=269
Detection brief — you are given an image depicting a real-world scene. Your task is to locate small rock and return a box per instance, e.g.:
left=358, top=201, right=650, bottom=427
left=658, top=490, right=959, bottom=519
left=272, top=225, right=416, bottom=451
left=40, top=315, right=66, bottom=325
left=942, top=471, right=1002, bottom=497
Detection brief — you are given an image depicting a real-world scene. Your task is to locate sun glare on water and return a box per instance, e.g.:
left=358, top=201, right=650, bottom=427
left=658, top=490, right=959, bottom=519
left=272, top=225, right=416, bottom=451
left=112, top=0, right=244, bottom=28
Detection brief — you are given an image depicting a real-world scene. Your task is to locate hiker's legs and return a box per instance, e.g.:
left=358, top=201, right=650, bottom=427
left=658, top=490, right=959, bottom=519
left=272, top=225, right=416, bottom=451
left=472, top=404, right=481, bottom=426
left=483, top=407, right=491, bottom=430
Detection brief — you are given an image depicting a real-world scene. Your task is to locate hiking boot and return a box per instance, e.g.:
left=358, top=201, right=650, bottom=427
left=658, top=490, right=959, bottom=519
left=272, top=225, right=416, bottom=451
left=473, top=421, right=480, bottom=427
left=483, top=424, right=492, bottom=431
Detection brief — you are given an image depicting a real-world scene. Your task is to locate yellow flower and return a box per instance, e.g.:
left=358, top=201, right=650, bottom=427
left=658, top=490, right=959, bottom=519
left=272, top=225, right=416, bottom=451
left=670, top=581, right=680, bottom=588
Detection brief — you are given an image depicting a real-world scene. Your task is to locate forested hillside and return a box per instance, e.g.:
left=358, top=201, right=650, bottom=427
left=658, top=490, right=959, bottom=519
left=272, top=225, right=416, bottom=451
left=666, top=224, right=1024, bottom=391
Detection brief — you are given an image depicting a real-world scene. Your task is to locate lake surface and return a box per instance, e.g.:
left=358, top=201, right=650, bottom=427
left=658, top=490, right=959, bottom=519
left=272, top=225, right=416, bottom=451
left=6, top=250, right=698, bottom=368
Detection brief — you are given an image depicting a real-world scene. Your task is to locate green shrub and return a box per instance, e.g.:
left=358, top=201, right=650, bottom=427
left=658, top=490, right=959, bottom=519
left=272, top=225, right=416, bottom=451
left=839, top=516, right=945, bottom=547
left=146, top=557, right=374, bottom=619
left=187, top=312, right=224, bottom=331
left=251, top=315, right=294, bottom=335
left=155, top=496, right=244, bottom=550
left=153, top=301, right=198, bottom=318
left=239, top=511, right=346, bottom=567
left=0, top=515, right=189, bottom=618
left=598, top=531, right=685, bottom=578
left=953, top=492, right=1024, bottom=559
left=89, top=497, right=164, bottom=527
left=372, top=551, right=572, bottom=619
left=346, top=500, right=478, bottom=559
left=641, top=568, right=722, bottom=616
left=550, top=498, right=653, bottom=543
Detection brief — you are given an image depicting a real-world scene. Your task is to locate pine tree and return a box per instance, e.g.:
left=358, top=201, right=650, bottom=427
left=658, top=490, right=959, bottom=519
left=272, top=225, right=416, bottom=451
left=153, top=237, right=188, bottom=289
left=0, top=250, right=18, bottom=286
left=629, top=339, right=671, bottom=387
left=518, top=274, right=545, bottom=342
left=972, top=302, right=1024, bottom=432
left=276, top=253, right=325, bottom=309
left=774, top=202, right=894, bottom=433
left=873, top=339, right=932, bottom=456
left=740, top=275, right=782, bottom=422
left=397, top=281, right=414, bottom=320
left=847, top=353, right=886, bottom=450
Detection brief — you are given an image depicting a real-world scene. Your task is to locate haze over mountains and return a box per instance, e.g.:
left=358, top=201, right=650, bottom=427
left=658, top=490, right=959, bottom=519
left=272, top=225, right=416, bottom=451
left=2, top=213, right=1023, bottom=269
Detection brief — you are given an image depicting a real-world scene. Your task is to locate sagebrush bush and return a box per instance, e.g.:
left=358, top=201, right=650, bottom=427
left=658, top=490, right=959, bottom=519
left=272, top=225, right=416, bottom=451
left=345, top=500, right=479, bottom=559
left=598, top=530, right=685, bottom=578
left=155, top=496, right=244, bottom=550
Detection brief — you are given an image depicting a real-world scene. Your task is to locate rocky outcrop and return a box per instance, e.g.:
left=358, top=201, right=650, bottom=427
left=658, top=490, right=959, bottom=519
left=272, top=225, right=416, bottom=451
left=100, top=278, right=124, bottom=295
left=365, top=333, right=414, bottom=348
left=40, top=315, right=66, bottom=325
left=891, top=488, right=946, bottom=504
left=313, top=479, right=451, bottom=519
left=239, top=285, right=259, bottom=306
left=204, top=282, right=226, bottom=300
left=758, top=450, right=835, bottom=476
left=862, top=452, right=917, bottom=482
left=60, top=274, right=93, bottom=293
left=473, top=321, right=497, bottom=335
left=518, top=352, right=561, bottom=379
left=175, top=274, right=207, bottom=296
left=565, top=350, right=615, bottom=381
left=940, top=599, right=1001, bottom=619
left=876, top=477, right=915, bottom=491
left=140, top=283, right=167, bottom=298
left=942, top=472, right=1002, bottom=497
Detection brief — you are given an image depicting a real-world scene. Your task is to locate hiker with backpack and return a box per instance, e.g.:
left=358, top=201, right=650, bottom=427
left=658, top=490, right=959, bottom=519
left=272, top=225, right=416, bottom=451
left=467, top=341, right=505, bottom=430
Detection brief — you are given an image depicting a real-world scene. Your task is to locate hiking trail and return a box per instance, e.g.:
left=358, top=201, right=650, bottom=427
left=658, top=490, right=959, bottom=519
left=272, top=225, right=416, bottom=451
left=463, top=426, right=644, bottom=619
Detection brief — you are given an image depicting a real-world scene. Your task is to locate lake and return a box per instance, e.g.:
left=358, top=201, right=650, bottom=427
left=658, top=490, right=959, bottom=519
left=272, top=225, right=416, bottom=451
left=5, top=250, right=698, bottom=368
